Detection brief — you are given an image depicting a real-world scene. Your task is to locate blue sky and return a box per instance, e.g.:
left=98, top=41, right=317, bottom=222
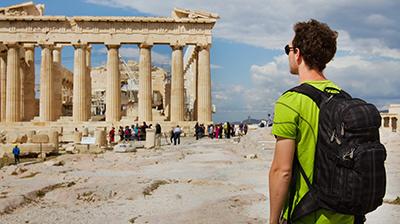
left=2, top=0, right=399, bottom=122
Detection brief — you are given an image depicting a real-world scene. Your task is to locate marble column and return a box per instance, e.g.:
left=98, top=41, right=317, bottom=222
left=40, top=44, right=55, bottom=121
left=73, top=44, right=88, bottom=122
left=197, top=44, right=212, bottom=123
left=191, top=54, right=198, bottom=121
left=24, top=44, right=36, bottom=121
left=0, top=52, right=7, bottom=122
left=53, top=46, right=62, bottom=119
left=5, top=43, right=21, bottom=122
left=105, top=45, right=121, bottom=122
left=86, top=46, right=92, bottom=120
left=19, top=51, right=27, bottom=121
left=138, top=43, right=153, bottom=121
left=170, top=44, right=185, bottom=122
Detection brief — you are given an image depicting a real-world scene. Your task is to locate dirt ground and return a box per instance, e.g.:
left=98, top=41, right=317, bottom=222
left=0, top=127, right=399, bottom=223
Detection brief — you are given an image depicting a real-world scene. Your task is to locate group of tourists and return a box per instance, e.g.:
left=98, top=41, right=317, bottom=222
left=194, top=122, right=248, bottom=140
left=108, top=122, right=150, bottom=143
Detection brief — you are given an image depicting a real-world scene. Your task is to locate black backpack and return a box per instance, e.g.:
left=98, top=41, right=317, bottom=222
left=286, top=83, right=387, bottom=223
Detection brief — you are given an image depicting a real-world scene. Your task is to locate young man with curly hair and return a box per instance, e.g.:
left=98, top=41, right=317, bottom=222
left=269, top=19, right=355, bottom=224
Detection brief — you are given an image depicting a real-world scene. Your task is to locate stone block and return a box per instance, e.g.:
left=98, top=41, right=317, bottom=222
left=31, top=134, right=49, bottom=143
left=0, top=143, right=56, bottom=155
left=6, top=133, right=28, bottom=144
left=145, top=129, right=156, bottom=149
left=94, top=129, right=106, bottom=147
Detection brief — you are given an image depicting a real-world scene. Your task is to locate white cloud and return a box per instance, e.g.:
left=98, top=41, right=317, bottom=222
left=242, top=54, right=400, bottom=116
left=86, top=0, right=400, bottom=59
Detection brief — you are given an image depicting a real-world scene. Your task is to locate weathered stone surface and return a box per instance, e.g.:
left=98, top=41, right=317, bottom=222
left=94, top=129, right=106, bottom=147
left=145, top=128, right=156, bottom=149
left=31, top=134, right=49, bottom=144
left=113, top=143, right=136, bottom=153
left=73, top=132, right=82, bottom=144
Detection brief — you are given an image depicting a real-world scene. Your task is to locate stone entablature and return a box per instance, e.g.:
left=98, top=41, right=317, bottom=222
left=0, top=15, right=215, bottom=45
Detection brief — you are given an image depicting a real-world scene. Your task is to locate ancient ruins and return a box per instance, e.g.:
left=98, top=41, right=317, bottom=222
left=0, top=2, right=219, bottom=158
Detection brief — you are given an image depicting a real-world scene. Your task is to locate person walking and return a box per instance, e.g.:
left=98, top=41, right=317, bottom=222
left=155, top=123, right=162, bottom=148
left=108, top=127, right=115, bottom=144
left=173, top=125, right=181, bottom=145
left=194, top=122, right=200, bottom=140
left=12, top=144, right=20, bottom=164
left=169, top=127, right=174, bottom=144
left=269, top=19, right=354, bottom=224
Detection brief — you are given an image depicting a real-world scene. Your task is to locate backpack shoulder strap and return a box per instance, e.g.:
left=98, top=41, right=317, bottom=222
left=286, top=83, right=325, bottom=107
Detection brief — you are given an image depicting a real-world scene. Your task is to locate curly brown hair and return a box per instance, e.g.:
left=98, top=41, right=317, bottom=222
left=292, top=19, right=338, bottom=71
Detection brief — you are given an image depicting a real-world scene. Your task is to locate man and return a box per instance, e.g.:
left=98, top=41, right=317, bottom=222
left=269, top=19, right=354, bottom=223
left=109, top=127, right=115, bottom=144
left=155, top=123, right=162, bottom=148
left=173, top=125, right=181, bottom=145
left=12, top=144, right=20, bottom=164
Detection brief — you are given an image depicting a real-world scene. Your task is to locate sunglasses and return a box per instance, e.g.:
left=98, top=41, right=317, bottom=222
left=284, top=44, right=295, bottom=55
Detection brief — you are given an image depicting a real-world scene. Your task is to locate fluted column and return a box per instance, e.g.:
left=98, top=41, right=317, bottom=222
left=105, top=45, right=121, bottom=122
left=24, top=44, right=36, bottom=121
left=5, top=43, right=21, bottom=122
left=191, top=54, right=198, bottom=121
left=0, top=52, right=7, bottom=122
left=170, top=44, right=185, bottom=122
left=19, top=50, right=27, bottom=121
left=197, top=44, right=212, bottom=123
left=138, top=43, right=153, bottom=121
left=40, top=44, right=55, bottom=121
left=53, top=46, right=62, bottom=119
left=86, top=46, right=92, bottom=120
left=73, top=44, right=88, bottom=122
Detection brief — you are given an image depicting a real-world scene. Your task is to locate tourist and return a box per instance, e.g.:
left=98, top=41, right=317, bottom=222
left=140, top=122, right=148, bottom=141
left=109, top=127, right=115, bottom=144
left=243, top=123, right=248, bottom=135
left=124, top=126, right=131, bottom=142
left=239, top=122, right=244, bottom=135
left=269, top=19, right=354, bottom=223
left=173, top=125, right=181, bottom=145
left=155, top=123, right=162, bottom=148
left=215, top=124, right=220, bottom=139
left=118, top=126, right=124, bottom=142
left=12, top=144, right=20, bottom=165
left=194, top=122, right=200, bottom=140
left=169, top=127, right=174, bottom=144
left=208, top=124, right=214, bottom=139
left=133, top=124, right=139, bottom=141
left=267, top=113, right=273, bottom=127
left=226, top=122, right=231, bottom=139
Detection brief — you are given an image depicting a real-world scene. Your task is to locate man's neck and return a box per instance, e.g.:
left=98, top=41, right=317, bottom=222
left=298, top=66, right=327, bottom=83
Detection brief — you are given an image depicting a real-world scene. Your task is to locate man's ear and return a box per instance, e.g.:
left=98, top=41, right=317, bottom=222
left=295, top=48, right=302, bottom=65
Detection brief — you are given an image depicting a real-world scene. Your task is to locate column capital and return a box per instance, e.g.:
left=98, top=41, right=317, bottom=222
left=196, top=43, right=211, bottom=50
left=23, top=43, right=36, bottom=50
left=39, top=44, right=54, bottom=50
left=170, top=44, right=185, bottom=50
left=52, top=45, right=63, bottom=51
left=72, top=43, right=87, bottom=49
left=106, top=44, right=120, bottom=50
left=139, top=43, right=153, bottom=49
left=4, top=42, right=21, bottom=48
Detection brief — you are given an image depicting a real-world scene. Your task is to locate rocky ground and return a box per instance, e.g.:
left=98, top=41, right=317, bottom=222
left=0, top=127, right=399, bottom=224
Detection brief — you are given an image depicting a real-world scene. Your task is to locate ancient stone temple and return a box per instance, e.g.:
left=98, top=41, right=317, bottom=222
left=0, top=2, right=219, bottom=128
